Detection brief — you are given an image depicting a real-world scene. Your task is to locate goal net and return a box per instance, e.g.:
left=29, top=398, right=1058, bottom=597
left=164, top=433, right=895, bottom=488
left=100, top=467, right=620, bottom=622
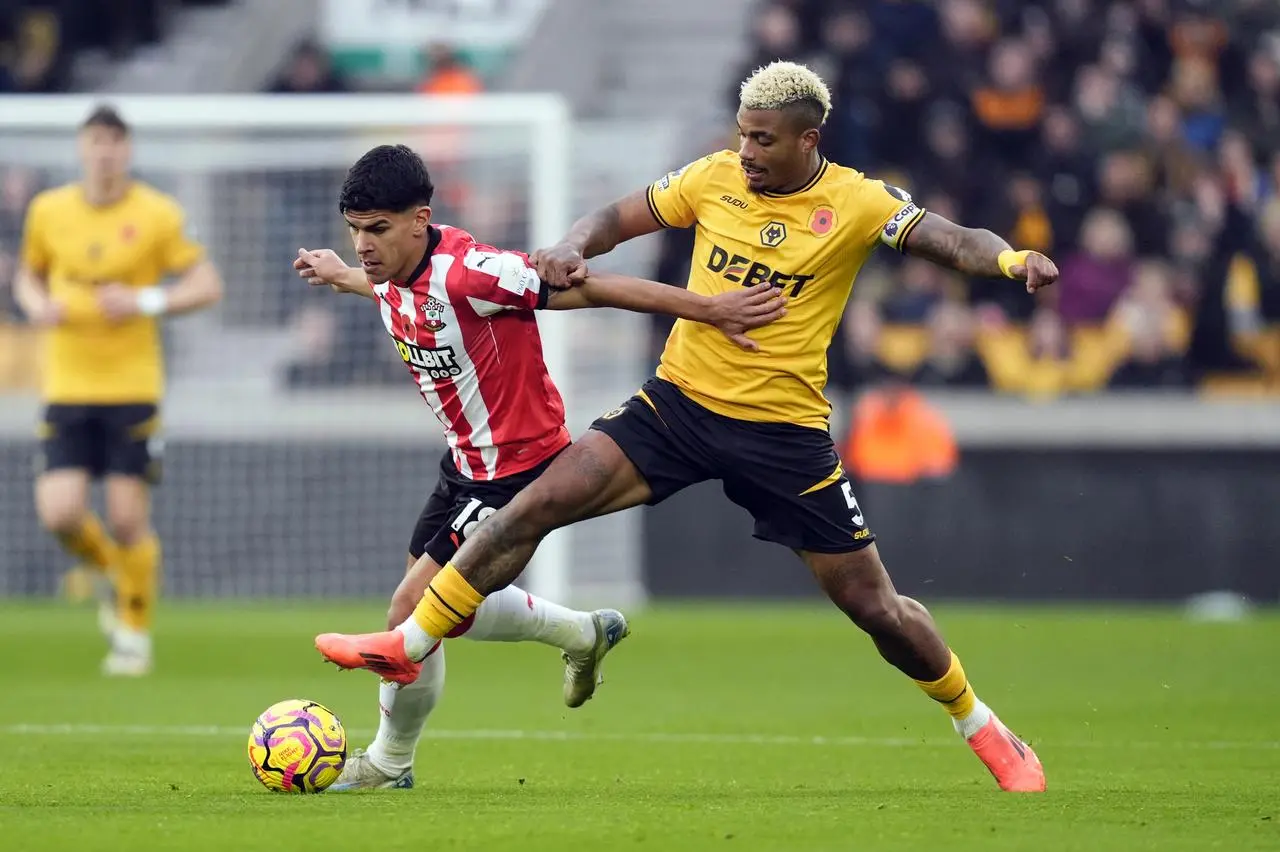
left=0, top=94, right=648, bottom=609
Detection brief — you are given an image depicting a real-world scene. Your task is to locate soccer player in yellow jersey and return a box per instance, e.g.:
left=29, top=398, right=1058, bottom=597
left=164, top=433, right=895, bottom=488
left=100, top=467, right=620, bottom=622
left=15, top=105, right=225, bottom=676
left=316, top=62, right=1059, bottom=792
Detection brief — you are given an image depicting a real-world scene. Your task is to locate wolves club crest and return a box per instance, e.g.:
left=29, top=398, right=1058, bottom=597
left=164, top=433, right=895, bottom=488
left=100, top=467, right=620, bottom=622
left=421, top=296, right=447, bottom=332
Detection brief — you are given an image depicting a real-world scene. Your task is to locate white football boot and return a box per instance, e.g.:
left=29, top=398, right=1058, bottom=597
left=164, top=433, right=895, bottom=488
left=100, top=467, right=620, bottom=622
left=562, top=609, right=630, bottom=708
left=102, top=626, right=152, bottom=677
left=327, top=749, right=415, bottom=791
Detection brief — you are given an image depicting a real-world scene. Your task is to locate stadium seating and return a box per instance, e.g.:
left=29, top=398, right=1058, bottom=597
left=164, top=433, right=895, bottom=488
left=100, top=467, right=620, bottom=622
left=733, top=0, right=1280, bottom=398
left=0, top=1, right=232, bottom=92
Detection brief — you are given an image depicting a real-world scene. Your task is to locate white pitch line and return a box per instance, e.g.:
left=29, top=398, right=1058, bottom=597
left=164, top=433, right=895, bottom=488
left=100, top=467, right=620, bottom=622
left=1, top=723, right=1277, bottom=751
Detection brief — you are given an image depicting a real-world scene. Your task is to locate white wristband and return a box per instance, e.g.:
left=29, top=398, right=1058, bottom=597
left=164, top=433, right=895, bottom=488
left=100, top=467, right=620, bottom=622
left=136, top=287, right=168, bottom=317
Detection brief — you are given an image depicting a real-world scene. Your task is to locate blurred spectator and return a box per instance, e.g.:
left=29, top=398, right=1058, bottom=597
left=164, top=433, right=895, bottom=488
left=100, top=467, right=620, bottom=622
left=1056, top=207, right=1136, bottom=324
left=1036, top=107, right=1095, bottom=252
left=267, top=40, right=348, bottom=94
left=842, top=380, right=959, bottom=485
left=1170, top=55, right=1227, bottom=153
left=969, top=39, right=1046, bottom=170
left=882, top=257, right=949, bottom=323
left=1073, top=64, right=1147, bottom=153
left=0, top=4, right=69, bottom=92
left=911, top=103, right=983, bottom=216
left=1107, top=260, right=1192, bottom=388
left=417, top=45, right=483, bottom=96
left=1096, top=150, right=1168, bottom=255
left=1232, top=46, right=1280, bottom=157
left=837, top=300, right=893, bottom=391
left=911, top=301, right=990, bottom=388
left=929, top=0, right=998, bottom=104
left=1142, top=95, right=1199, bottom=200
left=730, top=2, right=806, bottom=106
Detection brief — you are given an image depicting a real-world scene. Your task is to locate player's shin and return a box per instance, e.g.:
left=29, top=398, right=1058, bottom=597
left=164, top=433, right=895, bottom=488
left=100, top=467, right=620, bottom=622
left=913, top=648, right=992, bottom=739
left=452, top=585, right=595, bottom=653
left=398, top=562, right=486, bottom=659
left=366, top=644, right=445, bottom=776
left=116, top=532, right=160, bottom=633
left=398, top=533, right=540, bottom=659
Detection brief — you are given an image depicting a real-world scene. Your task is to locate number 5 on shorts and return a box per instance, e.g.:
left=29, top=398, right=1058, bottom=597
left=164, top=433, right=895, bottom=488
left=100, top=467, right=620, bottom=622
left=841, top=480, right=865, bottom=527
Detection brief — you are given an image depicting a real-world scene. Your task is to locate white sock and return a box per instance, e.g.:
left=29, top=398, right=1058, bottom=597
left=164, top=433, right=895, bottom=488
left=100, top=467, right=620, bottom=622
left=366, top=643, right=445, bottom=776
left=953, top=697, right=994, bottom=740
left=395, top=617, right=436, bottom=661
left=462, top=585, right=595, bottom=654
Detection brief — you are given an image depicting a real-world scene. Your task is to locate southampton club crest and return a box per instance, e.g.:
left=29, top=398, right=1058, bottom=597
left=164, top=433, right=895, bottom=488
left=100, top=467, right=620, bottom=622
left=421, top=296, right=448, bottom=332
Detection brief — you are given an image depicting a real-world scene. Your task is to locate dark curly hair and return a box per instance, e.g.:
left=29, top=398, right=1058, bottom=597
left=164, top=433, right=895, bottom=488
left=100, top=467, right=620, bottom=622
left=339, top=144, right=434, bottom=214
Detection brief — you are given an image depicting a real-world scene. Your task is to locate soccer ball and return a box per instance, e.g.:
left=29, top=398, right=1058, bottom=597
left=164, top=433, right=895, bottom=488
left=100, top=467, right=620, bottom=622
left=247, top=699, right=347, bottom=793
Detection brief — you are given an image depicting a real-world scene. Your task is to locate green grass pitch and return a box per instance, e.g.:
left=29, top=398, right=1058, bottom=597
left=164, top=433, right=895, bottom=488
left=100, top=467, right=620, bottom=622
left=0, top=600, right=1277, bottom=851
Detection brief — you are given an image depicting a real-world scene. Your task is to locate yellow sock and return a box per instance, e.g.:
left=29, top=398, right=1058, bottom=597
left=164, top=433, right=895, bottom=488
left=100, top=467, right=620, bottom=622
left=116, top=534, right=160, bottom=632
left=412, top=563, right=485, bottom=638
left=914, top=650, right=977, bottom=720
left=59, top=513, right=117, bottom=573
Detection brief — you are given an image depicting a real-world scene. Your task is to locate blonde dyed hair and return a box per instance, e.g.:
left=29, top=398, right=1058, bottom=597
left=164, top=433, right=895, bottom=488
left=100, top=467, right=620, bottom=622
left=739, top=61, right=832, bottom=125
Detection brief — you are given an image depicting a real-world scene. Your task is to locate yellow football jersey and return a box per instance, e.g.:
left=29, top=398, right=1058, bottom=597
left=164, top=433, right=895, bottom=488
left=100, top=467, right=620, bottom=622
left=21, top=182, right=205, bottom=403
left=647, top=149, right=925, bottom=428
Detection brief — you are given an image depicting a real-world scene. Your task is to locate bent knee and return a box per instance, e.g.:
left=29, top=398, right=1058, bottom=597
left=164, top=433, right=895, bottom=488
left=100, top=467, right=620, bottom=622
left=106, top=514, right=150, bottom=546
left=36, top=493, right=87, bottom=536
left=836, top=588, right=907, bottom=636
left=39, top=505, right=86, bottom=536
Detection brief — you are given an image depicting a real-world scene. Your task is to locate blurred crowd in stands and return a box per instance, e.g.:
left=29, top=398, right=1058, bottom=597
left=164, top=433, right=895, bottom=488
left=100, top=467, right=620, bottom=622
left=0, top=1, right=233, bottom=92
left=656, top=0, right=1280, bottom=400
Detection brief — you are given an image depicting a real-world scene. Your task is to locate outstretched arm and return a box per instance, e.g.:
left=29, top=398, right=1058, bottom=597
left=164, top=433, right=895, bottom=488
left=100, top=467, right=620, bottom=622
left=294, top=249, right=377, bottom=302
left=535, top=190, right=665, bottom=287
left=900, top=212, right=1058, bottom=293
left=547, top=274, right=785, bottom=352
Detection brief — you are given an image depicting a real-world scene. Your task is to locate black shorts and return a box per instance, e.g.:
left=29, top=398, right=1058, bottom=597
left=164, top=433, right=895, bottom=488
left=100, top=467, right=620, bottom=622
left=408, top=448, right=563, bottom=565
left=591, top=378, right=874, bottom=554
left=38, top=403, right=163, bottom=484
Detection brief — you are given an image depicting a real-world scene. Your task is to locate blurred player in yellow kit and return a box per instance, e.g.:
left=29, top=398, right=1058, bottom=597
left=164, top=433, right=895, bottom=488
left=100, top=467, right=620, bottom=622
left=15, top=105, right=224, bottom=676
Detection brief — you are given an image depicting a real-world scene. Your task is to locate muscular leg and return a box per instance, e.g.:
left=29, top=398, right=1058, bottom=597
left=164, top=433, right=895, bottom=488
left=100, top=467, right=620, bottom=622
left=401, top=430, right=651, bottom=656
left=805, top=544, right=1045, bottom=791
left=802, top=543, right=949, bottom=681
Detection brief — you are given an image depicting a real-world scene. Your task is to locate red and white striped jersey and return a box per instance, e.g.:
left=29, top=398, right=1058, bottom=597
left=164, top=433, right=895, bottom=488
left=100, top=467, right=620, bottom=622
left=370, top=225, right=570, bottom=481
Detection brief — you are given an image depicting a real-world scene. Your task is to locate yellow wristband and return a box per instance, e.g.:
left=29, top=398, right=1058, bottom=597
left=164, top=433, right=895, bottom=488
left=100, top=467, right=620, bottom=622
left=998, top=249, right=1031, bottom=279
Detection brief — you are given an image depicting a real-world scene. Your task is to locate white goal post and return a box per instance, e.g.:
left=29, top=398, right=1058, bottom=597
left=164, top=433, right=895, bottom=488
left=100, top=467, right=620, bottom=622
left=0, top=94, right=648, bottom=610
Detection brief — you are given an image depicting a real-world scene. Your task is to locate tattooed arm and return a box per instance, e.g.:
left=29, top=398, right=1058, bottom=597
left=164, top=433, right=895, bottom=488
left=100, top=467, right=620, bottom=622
left=532, top=189, right=666, bottom=288
left=900, top=212, right=1059, bottom=293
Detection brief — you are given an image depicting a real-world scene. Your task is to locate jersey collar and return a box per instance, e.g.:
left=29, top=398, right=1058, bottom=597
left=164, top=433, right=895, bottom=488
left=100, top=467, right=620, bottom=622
left=761, top=158, right=829, bottom=198
left=395, top=226, right=442, bottom=285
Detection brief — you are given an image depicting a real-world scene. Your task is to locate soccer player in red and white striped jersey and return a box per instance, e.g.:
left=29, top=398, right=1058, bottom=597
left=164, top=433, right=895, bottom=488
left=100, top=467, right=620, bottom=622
left=293, top=144, right=784, bottom=790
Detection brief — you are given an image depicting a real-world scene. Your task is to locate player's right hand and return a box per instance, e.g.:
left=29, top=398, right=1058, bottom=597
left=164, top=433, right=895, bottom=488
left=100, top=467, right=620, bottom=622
left=709, top=282, right=787, bottom=352
left=295, top=248, right=353, bottom=293
left=532, top=243, right=588, bottom=290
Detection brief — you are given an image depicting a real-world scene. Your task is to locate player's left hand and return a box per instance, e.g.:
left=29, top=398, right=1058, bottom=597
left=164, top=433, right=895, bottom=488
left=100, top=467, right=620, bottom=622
left=1009, top=252, right=1059, bottom=295
left=96, top=283, right=141, bottom=323
left=708, top=282, right=787, bottom=352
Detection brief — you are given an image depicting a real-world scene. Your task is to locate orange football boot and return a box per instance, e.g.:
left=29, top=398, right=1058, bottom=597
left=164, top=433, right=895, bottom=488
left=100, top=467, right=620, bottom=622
left=967, top=715, right=1046, bottom=792
left=315, top=630, right=424, bottom=686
